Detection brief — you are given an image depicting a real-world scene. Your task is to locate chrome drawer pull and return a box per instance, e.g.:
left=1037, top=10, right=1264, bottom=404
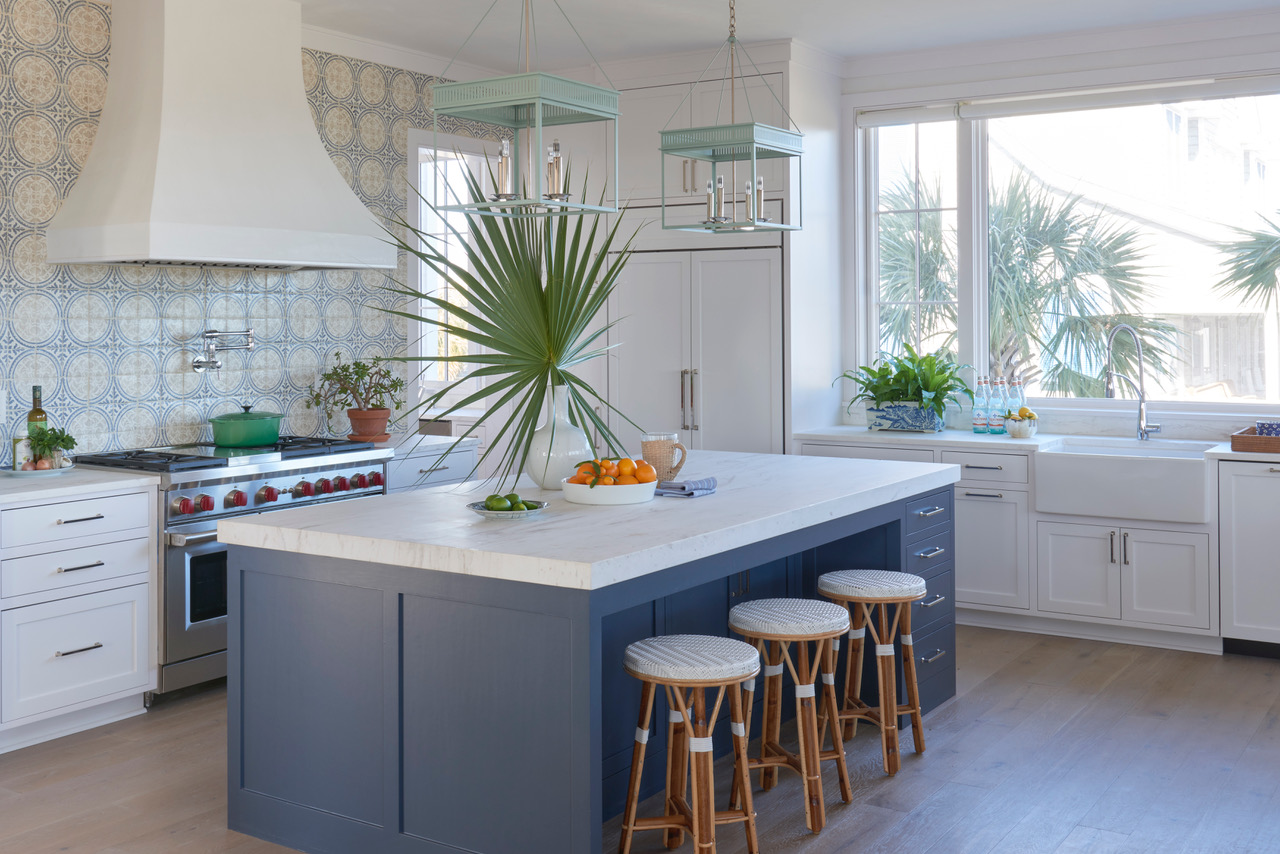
left=1270, top=468, right=1280, bottom=473
left=916, top=546, right=946, bottom=559
left=168, top=531, right=218, bottom=547
left=55, top=642, right=103, bottom=658
left=963, top=464, right=1003, bottom=470
left=915, top=506, right=945, bottom=518
left=920, top=594, right=947, bottom=608
left=56, top=513, right=105, bottom=525
left=963, top=491, right=1004, bottom=499
left=57, top=561, right=105, bottom=574
left=920, top=649, right=947, bottom=664
left=419, top=467, right=450, bottom=474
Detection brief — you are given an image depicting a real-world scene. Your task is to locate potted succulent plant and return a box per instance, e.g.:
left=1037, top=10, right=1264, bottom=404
left=305, top=351, right=407, bottom=442
left=837, top=345, right=974, bottom=432
left=24, top=426, right=77, bottom=470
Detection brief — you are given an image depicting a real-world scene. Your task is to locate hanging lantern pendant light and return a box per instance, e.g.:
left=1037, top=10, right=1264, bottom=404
left=659, top=0, right=803, bottom=232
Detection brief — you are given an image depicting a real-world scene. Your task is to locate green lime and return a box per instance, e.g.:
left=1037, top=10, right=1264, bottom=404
left=504, top=492, right=521, bottom=505
left=510, top=502, right=527, bottom=512
left=484, top=495, right=512, bottom=512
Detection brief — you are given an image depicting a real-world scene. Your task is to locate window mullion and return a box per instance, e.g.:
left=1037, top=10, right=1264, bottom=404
left=956, top=118, right=988, bottom=382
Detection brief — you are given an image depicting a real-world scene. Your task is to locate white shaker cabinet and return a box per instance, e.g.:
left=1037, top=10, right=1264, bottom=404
left=607, top=248, right=783, bottom=456
left=1220, top=461, right=1280, bottom=643
left=954, top=488, right=1030, bottom=609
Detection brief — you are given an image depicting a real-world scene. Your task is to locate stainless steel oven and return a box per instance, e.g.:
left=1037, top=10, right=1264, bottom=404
left=163, top=519, right=231, bottom=691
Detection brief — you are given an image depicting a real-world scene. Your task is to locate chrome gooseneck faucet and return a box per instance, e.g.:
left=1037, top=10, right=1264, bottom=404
left=1105, top=323, right=1161, bottom=440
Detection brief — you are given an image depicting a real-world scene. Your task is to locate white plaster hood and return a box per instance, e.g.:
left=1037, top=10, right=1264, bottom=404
left=46, top=0, right=395, bottom=270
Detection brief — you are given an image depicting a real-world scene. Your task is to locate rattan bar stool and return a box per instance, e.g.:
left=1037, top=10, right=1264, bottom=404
left=818, top=569, right=928, bottom=776
left=618, top=634, right=762, bottom=854
left=727, top=598, right=852, bottom=834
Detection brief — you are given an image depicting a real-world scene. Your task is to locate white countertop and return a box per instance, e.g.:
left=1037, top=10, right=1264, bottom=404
left=376, top=432, right=481, bottom=456
left=0, top=468, right=160, bottom=507
left=217, top=450, right=960, bottom=591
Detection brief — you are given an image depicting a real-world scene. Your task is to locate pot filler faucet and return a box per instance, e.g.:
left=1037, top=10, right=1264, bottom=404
left=1105, top=323, right=1161, bottom=440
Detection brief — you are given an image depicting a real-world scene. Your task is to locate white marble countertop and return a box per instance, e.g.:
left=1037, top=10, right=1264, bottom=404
left=376, top=432, right=481, bottom=457
left=794, top=426, right=1059, bottom=451
left=0, top=468, right=160, bottom=507
left=218, top=450, right=960, bottom=591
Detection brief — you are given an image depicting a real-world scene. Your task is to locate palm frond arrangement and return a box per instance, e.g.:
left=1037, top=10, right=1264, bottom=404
left=382, top=166, right=641, bottom=487
left=1215, top=213, right=1280, bottom=311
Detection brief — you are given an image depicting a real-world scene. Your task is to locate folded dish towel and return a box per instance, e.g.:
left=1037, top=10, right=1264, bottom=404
left=655, top=477, right=717, bottom=498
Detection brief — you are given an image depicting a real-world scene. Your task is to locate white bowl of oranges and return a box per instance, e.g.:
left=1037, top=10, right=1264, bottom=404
left=561, top=457, right=659, bottom=505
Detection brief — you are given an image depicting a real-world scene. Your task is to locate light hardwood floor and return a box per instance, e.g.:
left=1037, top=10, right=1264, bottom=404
left=2, top=627, right=1278, bottom=853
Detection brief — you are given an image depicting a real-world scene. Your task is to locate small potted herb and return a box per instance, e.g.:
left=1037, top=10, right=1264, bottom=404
left=837, top=345, right=974, bottom=432
left=24, top=426, right=77, bottom=470
left=305, top=351, right=407, bottom=442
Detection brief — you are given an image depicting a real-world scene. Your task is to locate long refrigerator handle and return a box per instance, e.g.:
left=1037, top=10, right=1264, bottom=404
left=680, top=369, right=691, bottom=430
left=690, top=369, right=699, bottom=431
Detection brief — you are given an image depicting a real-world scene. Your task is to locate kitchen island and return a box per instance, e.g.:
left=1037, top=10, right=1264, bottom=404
left=217, top=450, right=959, bottom=854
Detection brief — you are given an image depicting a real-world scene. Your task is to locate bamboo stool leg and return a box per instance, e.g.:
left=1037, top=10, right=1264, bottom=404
left=819, top=638, right=853, bottom=804
left=760, top=640, right=784, bottom=791
left=728, top=674, right=756, bottom=812
left=899, top=602, right=926, bottom=755
left=619, top=680, right=657, bottom=854
left=874, top=603, right=901, bottom=776
left=793, top=639, right=825, bottom=833
left=728, top=683, right=760, bottom=854
left=688, top=687, right=721, bottom=854
left=841, top=602, right=867, bottom=740
left=665, top=688, right=689, bottom=849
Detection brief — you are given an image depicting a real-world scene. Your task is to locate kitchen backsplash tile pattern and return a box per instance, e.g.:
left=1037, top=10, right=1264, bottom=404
left=0, top=0, right=501, bottom=464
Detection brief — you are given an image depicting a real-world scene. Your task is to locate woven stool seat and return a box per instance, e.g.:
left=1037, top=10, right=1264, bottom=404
left=819, top=569, right=926, bottom=600
left=729, top=598, right=850, bottom=638
left=624, top=634, right=761, bottom=683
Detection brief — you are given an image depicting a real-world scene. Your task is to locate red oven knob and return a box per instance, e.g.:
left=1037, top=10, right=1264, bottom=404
left=227, top=489, right=248, bottom=508
left=172, top=497, right=195, bottom=516
left=257, top=486, right=280, bottom=503
left=294, top=480, right=315, bottom=497
left=196, top=494, right=215, bottom=513
left=334, top=476, right=350, bottom=492
left=354, top=473, right=369, bottom=489
left=317, top=478, right=334, bottom=494
left=369, top=471, right=384, bottom=487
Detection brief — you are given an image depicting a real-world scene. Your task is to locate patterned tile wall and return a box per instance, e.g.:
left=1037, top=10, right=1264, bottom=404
left=0, top=0, right=502, bottom=464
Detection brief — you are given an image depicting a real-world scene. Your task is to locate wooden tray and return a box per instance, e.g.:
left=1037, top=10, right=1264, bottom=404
left=1230, top=426, right=1280, bottom=453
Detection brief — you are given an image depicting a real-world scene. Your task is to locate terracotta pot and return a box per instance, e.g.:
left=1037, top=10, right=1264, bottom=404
left=347, top=408, right=391, bottom=442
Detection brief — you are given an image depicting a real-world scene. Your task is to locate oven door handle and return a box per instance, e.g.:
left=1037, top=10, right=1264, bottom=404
left=167, top=531, right=220, bottom=547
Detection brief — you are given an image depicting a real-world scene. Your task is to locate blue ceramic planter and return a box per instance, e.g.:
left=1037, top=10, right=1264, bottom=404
left=865, top=401, right=945, bottom=432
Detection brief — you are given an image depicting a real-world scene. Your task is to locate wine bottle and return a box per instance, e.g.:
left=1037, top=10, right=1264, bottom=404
left=13, top=385, right=46, bottom=470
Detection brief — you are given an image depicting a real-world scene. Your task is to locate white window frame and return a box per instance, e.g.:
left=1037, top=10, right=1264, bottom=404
left=405, top=128, right=501, bottom=415
left=854, top=80, right=1280, bottom=426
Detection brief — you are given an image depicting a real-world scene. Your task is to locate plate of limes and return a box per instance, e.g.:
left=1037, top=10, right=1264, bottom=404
left=467, top=493, right=546, bottom=520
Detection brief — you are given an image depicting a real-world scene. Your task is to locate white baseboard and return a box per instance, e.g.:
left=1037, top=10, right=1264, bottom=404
left=957, top=608, right=1224, bottom=655
left=0, top=696, right=147, bottom=755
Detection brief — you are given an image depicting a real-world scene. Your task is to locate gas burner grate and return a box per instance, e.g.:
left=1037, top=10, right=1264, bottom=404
left=75, top=450, right=228, bottom=472
left=272, top=436, right=375, bottom=458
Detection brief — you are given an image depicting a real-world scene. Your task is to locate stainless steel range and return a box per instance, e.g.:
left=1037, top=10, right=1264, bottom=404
left=76, top=437, right=393, bottom=695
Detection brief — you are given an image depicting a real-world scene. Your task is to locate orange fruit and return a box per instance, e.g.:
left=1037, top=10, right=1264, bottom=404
left=595, top=475, right=616, bottom=486
left=576, top=462, right=597, bottom=477
left=603, top=463, right=620, bottom=478
left=616, top=474, right=639, bottom=485
left=635, top=463, right=657, bottom=483
left=617, top=458, right=637, bottom=477
left=567, top=473, right=591, bottom=484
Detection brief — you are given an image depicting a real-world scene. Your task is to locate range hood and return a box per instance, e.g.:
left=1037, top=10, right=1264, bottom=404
left=46, top=0, right=395, bottom=270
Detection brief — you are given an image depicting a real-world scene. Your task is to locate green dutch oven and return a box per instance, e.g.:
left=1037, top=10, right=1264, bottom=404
left=210, top=405, right=283, bottom=447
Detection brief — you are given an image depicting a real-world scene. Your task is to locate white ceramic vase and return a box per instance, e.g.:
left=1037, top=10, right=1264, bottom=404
left=524, top=385, right=593, bottom=490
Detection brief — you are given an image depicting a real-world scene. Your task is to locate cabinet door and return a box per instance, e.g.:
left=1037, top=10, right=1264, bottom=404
left=1121, top=528, right=1210, bottom=629
left=607, top=252, right=693, bottom=453
left=1220, top=462, right=1280, bottom=642
left=691, top=73, right=788, bottom=192
left=954, top=488, right=1030, bottom=609
left=1036, top=521, right=1120, bottom=619
left=690, top=248, right=783, bottom=453
left=614, top=83, right=694, bottom=203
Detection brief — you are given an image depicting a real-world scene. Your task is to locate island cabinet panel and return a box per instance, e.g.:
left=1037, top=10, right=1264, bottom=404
left=238, top=572, right=385, bottom=826
left=402, top=593, right=573, bottom=851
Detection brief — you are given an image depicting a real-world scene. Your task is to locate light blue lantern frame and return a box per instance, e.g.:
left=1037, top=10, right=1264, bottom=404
left=431, top=72, right=620, bottom=217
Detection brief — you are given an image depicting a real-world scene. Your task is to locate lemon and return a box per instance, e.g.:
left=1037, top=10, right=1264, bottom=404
left=1018, top=406, right=1037, bottom=420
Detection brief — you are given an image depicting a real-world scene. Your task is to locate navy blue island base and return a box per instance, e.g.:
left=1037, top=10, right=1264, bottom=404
left=225, top=457, right=956, bottom=854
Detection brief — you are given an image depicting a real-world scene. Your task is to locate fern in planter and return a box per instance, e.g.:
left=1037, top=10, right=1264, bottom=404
left=838, top=345, right=973, bottom=430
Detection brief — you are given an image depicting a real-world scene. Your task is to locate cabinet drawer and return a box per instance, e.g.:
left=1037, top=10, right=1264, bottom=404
left=388, top=448, right=476, bottom=492
left=915, top=655, right=957, bottom=716
left=910, top=564, right=954, bottom=634
left=907, top=529, right=953, bottom=575
left=802, top=443, right=935, bottom=463
left=905, top=491, right=952, bottom=538
left=941, top=451, right=1028, bottom=484
left=910, top=621, right=955, bottom=690
left=2, top=536, right=150, bottom=599
left=1, top=493, right=149, bottom=550
left=2, top=584, right=149, bottom=722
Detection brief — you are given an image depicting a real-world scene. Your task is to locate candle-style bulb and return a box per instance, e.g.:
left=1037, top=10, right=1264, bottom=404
left=705, top=179, right=714, bottom=222
left=715, top=175, right=725, bottom=220
left=755, top=176, right=765, bottom=221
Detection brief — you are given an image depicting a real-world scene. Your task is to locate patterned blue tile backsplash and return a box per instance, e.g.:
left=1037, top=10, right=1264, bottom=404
left=0, top=0, right=500, bottom=463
